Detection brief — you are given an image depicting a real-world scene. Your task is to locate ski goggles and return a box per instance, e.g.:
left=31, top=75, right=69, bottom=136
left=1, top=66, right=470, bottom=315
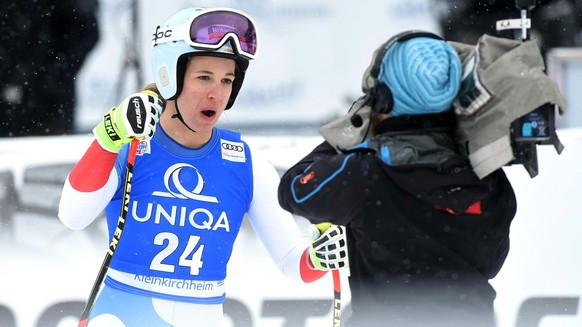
left=152, top=8, right=258, bottom=60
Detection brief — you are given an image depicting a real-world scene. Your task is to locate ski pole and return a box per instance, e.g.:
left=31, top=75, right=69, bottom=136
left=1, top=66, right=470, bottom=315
left=312, top=222, right=343, bottom=327
left=332, top=269, right=342, bottom=327
left=78, top=138, right=139, bottom=327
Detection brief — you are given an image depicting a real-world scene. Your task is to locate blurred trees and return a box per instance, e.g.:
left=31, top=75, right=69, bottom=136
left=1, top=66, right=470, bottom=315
left=0, top=0, right=99, bottom=136
left=435, top=0, right=582, bottom=56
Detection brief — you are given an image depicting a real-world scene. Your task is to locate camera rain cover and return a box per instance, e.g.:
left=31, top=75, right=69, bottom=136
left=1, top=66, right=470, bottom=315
left=448, top=34, right=566, bottom=179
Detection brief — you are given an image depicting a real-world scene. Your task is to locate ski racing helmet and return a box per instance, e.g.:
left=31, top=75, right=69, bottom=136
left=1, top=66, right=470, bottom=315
left=151, top=7, right=259, bottom=109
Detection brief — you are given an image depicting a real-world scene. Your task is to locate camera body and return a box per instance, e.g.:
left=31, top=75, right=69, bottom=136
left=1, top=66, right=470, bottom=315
left=497, top=0, right=564, bottom=177
left=509, top=104, right=559, bottom=176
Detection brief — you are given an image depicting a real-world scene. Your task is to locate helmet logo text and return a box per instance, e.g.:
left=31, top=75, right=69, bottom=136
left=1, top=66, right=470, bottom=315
left=152, top=25, right=173, bottom=44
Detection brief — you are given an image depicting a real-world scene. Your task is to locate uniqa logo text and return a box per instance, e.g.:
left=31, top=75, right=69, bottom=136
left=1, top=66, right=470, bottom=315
left=131, top=201, right=230, bottom=232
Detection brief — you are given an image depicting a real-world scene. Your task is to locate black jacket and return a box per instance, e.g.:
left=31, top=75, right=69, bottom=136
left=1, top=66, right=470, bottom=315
left=278, top=113, right=517, bottom=327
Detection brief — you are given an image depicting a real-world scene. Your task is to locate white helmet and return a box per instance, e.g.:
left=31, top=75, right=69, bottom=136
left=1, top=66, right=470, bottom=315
left=151, top=7, right=258, bottom=109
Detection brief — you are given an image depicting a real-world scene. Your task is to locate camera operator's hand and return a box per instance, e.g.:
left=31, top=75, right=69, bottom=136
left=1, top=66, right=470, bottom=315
left=307, top=223, right=348, bottom=271
left=93, top=90, right=163, bottom=153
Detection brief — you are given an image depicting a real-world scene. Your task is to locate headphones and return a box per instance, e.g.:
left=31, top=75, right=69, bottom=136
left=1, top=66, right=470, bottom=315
left=362, top=30, right=443, bottom=114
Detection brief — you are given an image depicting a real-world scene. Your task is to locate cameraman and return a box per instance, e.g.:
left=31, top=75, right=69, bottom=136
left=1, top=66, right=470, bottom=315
left=278, top=33, right=517, bottom=327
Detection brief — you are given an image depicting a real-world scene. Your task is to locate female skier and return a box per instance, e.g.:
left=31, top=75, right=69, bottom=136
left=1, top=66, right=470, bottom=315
left=59, top=7, right=347, bottom=326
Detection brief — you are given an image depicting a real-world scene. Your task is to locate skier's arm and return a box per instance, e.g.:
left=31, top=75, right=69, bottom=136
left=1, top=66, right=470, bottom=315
left=58, top=91, right=162, bottom=230
left=58, top=140, right=121, bottom=230
left=247, top=151, right=347, bottom=283
left=278, top=141, right=370, bottom=226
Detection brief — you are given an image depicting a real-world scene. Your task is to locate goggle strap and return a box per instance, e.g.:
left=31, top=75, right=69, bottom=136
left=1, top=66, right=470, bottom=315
left=152, top=25, right=188, bottom=46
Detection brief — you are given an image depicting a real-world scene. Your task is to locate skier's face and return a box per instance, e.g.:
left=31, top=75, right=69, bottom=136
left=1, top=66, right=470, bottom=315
left=176, top=55, right=236, bottom=134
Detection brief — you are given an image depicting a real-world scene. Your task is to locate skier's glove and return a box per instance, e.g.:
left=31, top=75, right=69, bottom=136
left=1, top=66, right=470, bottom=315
left=93, top=90, right=163, bottom=153
left=307, top=223, right=348, bottom=271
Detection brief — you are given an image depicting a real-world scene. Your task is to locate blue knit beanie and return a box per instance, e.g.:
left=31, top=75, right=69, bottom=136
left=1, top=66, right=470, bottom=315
left=378, top=37, right=461, bottom=117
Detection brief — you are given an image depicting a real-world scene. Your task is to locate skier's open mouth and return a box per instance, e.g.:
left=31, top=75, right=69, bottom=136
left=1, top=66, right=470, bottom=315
left=201, top=110, right=216, bottom=118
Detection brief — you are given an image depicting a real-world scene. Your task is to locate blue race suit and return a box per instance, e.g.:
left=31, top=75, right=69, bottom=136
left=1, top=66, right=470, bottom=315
left=105, top=126, right=252, bottom=304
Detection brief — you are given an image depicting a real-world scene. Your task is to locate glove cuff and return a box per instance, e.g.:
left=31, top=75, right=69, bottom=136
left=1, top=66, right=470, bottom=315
left=93, top=109, right=131, bottom=153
